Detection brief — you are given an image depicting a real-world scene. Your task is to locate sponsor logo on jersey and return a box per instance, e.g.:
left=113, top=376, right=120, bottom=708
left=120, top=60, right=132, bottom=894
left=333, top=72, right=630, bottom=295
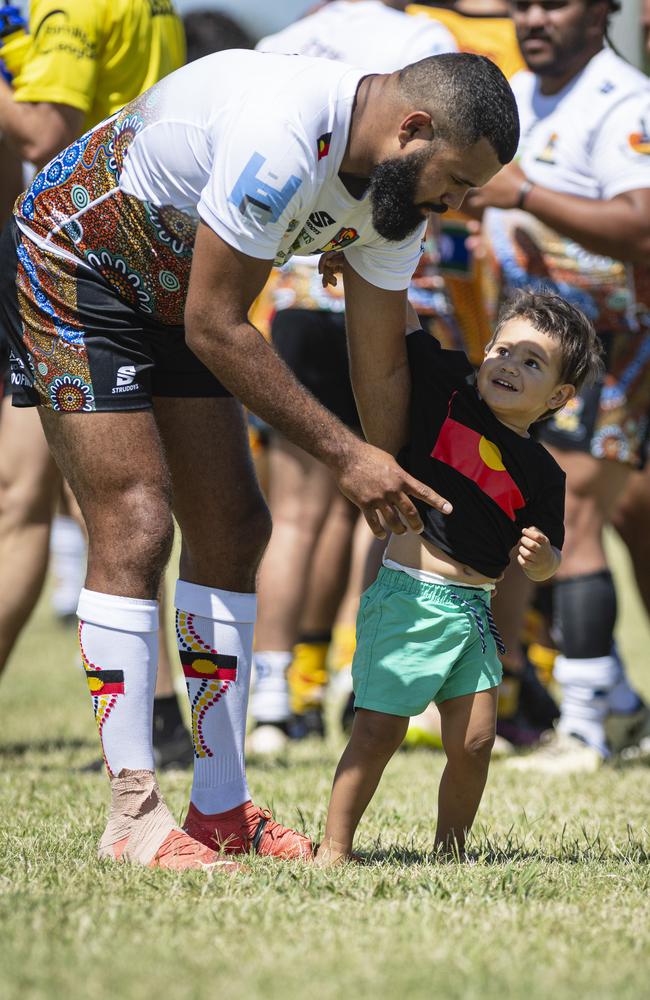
left=628, top=117, right=650, bottom=156
left=307, top=210, right=336, bottom=233
left=317, top=132, right=332, bottom=160
left=535, top=132, right=558, bottom=165
left=317, top=227, right=359, bottom=253
left=229, top=152, right=302, bottom=227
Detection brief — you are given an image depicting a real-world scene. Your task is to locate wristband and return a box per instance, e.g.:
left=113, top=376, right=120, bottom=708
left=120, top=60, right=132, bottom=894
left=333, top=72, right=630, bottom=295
left=516, top=179, right=534, bottom=209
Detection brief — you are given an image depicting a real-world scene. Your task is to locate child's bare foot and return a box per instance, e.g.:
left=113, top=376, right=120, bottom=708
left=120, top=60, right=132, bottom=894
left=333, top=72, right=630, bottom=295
left=314, top=837, right=353, bottom=867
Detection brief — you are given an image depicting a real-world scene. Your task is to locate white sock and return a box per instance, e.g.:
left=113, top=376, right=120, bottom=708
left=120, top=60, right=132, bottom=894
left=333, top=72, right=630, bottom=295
left=175, top=579, right=256, bottom=814
left=607, top=643, right=643, bottom=715
left=77, top=588, right=158, bottom=776
left=251, top=650, right=291, bottom=724
left=50, top=515, right=87, bottom=617
left=555, top=654, right=618, bottom=757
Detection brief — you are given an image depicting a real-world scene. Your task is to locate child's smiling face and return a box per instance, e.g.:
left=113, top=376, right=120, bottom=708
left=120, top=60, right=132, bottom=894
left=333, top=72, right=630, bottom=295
left=477, top=317, right=575, bottom=433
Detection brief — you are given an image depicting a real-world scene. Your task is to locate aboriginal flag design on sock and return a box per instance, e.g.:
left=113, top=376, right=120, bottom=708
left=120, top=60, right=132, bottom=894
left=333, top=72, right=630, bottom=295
left=84, top=668, right=125, bottom=696
left=180, top=651, right=238, bottom=681
left=432, top=415, right=525, bottom=520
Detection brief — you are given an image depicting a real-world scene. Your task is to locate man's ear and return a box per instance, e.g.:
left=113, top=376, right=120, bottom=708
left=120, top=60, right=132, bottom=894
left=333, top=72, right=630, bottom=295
left=548, top=383, right=575, bottom=411
left=397, top=110, right=433, bottom=148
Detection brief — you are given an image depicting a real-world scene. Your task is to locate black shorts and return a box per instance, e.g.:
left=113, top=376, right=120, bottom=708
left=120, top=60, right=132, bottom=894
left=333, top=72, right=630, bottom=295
left=271, top=308, right=360, bottom=429
left=0, top=220, right=229, bottom=412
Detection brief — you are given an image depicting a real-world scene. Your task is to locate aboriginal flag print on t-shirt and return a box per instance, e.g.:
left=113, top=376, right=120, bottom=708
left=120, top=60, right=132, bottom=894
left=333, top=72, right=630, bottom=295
left=400, top=330, right=566, bottom=578
left=431, top=414, right=525, bottom=521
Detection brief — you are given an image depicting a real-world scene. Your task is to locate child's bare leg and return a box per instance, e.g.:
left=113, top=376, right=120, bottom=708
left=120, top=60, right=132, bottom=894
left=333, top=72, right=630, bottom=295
left=316, top=708, right=409, bottom=865
left=435, top=688, right=498, bottom=855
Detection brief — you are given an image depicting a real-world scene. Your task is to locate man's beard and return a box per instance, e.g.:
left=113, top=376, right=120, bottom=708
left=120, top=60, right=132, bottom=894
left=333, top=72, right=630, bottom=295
left=368, top=147, right=445, bottom=242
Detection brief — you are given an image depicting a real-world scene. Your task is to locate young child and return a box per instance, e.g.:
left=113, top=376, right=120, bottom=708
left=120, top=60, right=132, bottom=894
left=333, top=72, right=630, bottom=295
left=315, top=289, right=603, bottom=864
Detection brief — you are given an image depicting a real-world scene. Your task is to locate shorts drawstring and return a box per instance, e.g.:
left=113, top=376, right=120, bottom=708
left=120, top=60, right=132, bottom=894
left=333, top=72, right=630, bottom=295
left=448, top=593, right=506, bottom=656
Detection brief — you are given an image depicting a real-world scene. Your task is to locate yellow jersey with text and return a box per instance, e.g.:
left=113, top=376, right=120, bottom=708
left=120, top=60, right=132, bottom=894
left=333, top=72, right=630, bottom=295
left=12, top=0, right=185, bottom=130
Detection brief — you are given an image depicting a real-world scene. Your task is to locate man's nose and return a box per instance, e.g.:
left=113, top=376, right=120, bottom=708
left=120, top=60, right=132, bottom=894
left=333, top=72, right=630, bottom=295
left=442, top=190, right=466, bottom=212
left=522, top=2, right=549, bottom=30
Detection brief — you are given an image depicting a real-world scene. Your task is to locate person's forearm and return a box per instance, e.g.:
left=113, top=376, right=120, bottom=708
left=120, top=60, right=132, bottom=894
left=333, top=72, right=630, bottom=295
left=187, top=317, right=356, bottom=471
left=0, top=79, right=80, bottom=166
left=350, top=359, right=411, bottom=456
left=522, top=185, right=650, bottom=263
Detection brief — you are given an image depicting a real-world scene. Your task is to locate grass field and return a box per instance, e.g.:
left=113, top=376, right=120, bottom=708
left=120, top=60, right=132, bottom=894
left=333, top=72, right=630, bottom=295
left=1, top=533, right=649, bottom=1000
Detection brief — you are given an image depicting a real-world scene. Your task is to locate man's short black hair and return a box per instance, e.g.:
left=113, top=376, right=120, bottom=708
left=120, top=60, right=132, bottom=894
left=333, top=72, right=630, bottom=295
left=398, top=53, right=520, bottom=165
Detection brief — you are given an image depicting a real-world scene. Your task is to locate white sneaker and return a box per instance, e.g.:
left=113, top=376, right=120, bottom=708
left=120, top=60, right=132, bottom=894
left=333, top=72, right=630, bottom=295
left=506, top=731, right=604, bottom=775
left=606, top=703, right=650, bottom=756
left=246, top=723, right=288, bottom=756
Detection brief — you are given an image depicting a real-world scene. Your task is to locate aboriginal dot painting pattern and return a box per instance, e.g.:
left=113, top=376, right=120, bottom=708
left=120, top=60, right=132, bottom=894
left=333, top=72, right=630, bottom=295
left=79, top=622, right=118, bottom=776
left=176, top=611, right=233, bottom=759
left=16, top=89, right=197, bottom=327
left=14, top=232, right=96, bottom=411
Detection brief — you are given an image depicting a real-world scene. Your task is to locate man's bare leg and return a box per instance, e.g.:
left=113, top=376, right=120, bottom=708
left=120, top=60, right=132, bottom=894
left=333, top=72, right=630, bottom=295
left=38, top=406, right=229, bottom=869
left=153, top=396, right=311, bottom=858
left=512, top=449, right=642, bottom=769
left=0, top=401, right=60, bottom=674
left=610, top=464, right=650, bottom=618
left=251, top=436, right=339, bottom=733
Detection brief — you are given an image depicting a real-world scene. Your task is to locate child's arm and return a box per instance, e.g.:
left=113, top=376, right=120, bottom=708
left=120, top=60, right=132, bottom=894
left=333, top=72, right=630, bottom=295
left=517, top=526, right=561, bottom=582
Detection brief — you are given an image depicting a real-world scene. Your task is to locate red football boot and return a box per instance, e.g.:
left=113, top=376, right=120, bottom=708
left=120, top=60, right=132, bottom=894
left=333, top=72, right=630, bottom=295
left=184, top=800, right=313, bottom=859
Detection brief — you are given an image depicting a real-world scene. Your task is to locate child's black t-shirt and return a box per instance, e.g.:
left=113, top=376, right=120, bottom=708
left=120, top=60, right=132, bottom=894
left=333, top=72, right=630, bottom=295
left=399, top=331, right=566, bottom=578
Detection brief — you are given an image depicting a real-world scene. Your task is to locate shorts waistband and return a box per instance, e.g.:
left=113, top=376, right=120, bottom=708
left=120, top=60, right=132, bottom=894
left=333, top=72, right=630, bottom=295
left=376, top=565, right=491, bottom=603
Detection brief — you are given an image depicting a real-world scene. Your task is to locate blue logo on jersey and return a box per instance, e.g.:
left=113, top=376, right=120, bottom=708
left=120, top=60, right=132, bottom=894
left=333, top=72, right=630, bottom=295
left=229, top=153, right=302, bottom=227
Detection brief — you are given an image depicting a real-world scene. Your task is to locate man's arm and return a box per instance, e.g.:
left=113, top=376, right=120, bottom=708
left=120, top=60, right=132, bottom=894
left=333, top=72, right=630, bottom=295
left=0, top=75, right=83, bottom=168
left=341, top=259, right=412, bottom=456
left=185, top=223, right=452, bottom=538
left=465, top=162, right=650, bottom=264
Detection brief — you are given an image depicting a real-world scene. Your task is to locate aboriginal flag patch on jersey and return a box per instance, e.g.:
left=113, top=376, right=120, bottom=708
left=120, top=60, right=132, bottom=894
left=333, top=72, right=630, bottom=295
left=180, top=651, right=238, bottom=682
left=317, top=132, right=332, bottom=160
left=432, top=416, right=525, bottom=521
left=85, top=669, right=125, bottom=696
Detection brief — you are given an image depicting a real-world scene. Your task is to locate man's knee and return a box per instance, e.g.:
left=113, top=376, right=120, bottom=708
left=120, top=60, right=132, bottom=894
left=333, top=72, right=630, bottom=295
left=88, top=483, right=174, bottom=582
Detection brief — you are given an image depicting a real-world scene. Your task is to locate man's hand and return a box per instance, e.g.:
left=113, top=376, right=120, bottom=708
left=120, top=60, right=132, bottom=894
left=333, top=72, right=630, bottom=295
left=517, top=526, right=560, bottom=581
left=464, top=162, right=527, bottom=213
left=318, top=250, right=346, bottom=288
left=335, top=438, right=452, bottom=539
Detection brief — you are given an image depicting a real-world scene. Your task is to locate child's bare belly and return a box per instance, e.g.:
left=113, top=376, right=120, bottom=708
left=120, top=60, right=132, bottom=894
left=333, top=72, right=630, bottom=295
left=386, top=531, right=499, bottom=585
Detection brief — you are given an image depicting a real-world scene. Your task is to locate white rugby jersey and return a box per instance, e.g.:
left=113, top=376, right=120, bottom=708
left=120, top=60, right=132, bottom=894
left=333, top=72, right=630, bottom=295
left=16, top=50, right=424, bottom=326
left=256, top=1, right=456, bottom=313
left=484, top=47, right=650, bottom=333
left=257, top=0, right=457, bottom=70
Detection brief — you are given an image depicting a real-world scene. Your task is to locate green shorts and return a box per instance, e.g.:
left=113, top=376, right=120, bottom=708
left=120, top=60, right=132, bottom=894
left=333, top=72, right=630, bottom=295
left=352, top=567, right=503, bottom=717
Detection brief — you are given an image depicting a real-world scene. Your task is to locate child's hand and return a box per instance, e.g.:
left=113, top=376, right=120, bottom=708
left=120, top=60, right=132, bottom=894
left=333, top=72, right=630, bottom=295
left=318, top=251, right=346, bottom=288
left=517, top=526, right=560, bottom=581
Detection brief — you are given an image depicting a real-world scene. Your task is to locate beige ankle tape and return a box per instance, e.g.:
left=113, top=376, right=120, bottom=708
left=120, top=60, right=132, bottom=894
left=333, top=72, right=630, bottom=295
left=98, top=769, right=177, bottom=865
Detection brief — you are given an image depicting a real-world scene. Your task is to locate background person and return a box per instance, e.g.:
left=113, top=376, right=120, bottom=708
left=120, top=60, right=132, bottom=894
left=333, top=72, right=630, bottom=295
left=467, top=0, right=650, bottom=772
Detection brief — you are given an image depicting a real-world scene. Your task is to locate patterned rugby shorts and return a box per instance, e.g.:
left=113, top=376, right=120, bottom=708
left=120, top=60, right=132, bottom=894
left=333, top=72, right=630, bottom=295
left=538, top=329, right=650, bottom=469
left=0, top=221, right=230, bottom=412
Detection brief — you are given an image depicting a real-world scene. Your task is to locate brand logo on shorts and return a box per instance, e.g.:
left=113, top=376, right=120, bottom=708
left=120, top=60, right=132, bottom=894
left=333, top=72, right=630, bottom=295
left=112, top=365, right=140, bottom=395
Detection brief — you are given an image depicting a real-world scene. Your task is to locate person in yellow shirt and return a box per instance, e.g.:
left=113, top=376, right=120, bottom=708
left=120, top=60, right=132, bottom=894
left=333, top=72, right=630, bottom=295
left=0, top=0, right=184, bottom=168
left=0, top=0, right=187, bottom=766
